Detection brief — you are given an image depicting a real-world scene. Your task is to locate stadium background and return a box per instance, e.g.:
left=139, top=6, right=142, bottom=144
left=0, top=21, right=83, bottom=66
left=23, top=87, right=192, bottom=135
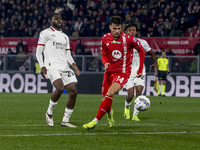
left=0, top=1, right=200, bottom=149
left=0, top=0, right=200, bottom=96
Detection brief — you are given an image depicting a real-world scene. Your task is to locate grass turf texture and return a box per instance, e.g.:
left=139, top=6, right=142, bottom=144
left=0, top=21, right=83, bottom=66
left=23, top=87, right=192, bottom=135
left=0, top=93, right=200, bottom=150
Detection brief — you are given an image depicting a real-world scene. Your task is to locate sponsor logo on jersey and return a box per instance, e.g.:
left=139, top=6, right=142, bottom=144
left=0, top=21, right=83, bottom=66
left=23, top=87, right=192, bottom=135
left=112, top=50, right=122, bottom=59
left=53, top=42, right=67, bottom=50
left=111, top=40, right=121, bottom=44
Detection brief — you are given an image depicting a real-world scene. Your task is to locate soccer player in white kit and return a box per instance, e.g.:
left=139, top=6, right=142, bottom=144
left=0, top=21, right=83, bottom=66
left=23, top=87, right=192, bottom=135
left=123, top=23, right=158, bottom=121
left=36, top=13, right=80, bottom=127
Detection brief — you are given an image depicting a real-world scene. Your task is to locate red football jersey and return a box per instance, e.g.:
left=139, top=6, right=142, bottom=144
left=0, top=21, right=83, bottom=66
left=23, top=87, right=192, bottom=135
left=100, top=32, right=145, bottom=74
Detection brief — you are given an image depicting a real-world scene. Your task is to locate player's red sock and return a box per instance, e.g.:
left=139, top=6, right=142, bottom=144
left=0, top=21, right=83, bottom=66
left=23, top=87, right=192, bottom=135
left=96, top=95, right=113, bottom=120
left=107, top=107, right=111, bottom=113
left=101, top=97, right=111, bottom=113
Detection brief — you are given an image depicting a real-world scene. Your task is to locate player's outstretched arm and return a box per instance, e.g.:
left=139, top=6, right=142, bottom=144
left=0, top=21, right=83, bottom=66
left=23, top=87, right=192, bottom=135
left=72, top=63, right=80, bottom=76
left=133, top=40, right=145, bottom=77
left=148, top=51, right=158, bottom=76
left=36, top=43, right=46, bottom=79
left=41, top=66, right=47, bottom=79
left=100, top=37, right=109, bottom=70
left=101, top=52, right=110, bottom=70
left=104, top=62, right=110, bottom=70
left=66, top=50, right=80, bottom=76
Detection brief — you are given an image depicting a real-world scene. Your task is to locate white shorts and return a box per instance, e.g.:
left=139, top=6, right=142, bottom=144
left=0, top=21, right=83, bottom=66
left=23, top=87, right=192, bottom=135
left=126, top=74, right=145, bottom=90
left=47, top=69, right=77, bottom=86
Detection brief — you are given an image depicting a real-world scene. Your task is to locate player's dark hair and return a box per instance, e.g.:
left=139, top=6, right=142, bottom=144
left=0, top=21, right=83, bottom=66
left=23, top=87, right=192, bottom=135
left=51, top=13, right=61, bottom=20
left=109, top=16, right=122, bottom=25
left=124, top=23, right=140, bottom=32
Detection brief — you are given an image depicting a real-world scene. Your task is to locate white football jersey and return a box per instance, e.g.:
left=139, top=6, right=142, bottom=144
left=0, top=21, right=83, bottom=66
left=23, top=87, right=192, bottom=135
left=131, top=38, right=151, bottom=75
left=36, top=26, right=74, bottom=71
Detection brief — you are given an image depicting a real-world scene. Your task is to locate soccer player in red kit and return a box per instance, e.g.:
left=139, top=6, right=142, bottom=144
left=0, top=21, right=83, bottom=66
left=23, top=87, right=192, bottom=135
left=83, top=16, right=145, bottom=129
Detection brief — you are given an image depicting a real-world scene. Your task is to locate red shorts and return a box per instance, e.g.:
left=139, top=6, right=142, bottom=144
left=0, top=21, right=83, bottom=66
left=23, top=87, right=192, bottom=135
left=102, top=71, right=130, bottom=95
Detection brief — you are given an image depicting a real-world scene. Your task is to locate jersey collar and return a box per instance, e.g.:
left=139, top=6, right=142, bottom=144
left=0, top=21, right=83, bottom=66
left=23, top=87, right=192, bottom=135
left=50, top=26, right=55, bottom=31
left=50, top=26, right=62, bottom=32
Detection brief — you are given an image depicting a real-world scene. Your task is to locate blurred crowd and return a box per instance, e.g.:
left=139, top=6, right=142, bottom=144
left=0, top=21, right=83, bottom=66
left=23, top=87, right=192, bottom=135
left=0, top=0, right=200, bottom=38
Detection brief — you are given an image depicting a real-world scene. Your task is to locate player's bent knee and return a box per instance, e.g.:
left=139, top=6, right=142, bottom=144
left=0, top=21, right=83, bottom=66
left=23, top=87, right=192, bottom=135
left=69, top=89, right=77, bottom=98
left=56, top=87, right=64, bottom=94
left=136, top=92, right=142, bottom=97
left=107, top=91, right=115, bottom=97
left=127, top=94, right=134, bottom=100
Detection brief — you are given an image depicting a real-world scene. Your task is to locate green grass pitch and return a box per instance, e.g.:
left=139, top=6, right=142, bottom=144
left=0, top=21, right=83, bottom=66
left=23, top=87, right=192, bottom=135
left=0, top=93, right=200, bottom=150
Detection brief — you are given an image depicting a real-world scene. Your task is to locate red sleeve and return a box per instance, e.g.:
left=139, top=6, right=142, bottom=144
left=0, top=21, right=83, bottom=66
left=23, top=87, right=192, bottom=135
left=100, top=38, right=108, bottom=65
left=132, top=37, right=145, bottom=74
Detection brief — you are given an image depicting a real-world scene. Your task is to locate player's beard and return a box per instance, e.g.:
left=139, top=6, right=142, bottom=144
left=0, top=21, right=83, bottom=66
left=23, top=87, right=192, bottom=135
left=52, top=22, right=62, bottom=30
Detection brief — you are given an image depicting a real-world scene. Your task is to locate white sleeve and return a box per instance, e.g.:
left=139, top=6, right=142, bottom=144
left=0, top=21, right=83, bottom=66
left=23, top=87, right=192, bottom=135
left=66, top=50, right=75, bottom=65
left=38, top=31, right=48, bottom=45
left=65, top=35, right=75, bottom=65
left=36, top=46, right=45, bottom=68
left=36, top=31, right=48, bottom=68
left=141, top=39, right=152, bottom=53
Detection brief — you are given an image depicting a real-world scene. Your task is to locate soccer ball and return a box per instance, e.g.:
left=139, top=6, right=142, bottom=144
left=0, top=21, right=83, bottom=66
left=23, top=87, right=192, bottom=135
left=134, top=95, right=150, bottom=111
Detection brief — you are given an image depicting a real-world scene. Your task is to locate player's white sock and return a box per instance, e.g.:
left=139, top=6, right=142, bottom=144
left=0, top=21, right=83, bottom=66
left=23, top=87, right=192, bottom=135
left=62, top=108, right=73, bottom=123
left=47, top=99, right=57, bottom=115
left=125, top=100, right=131, bottom=108
left=93, top=118, right=99, bottom=123
left=133, top=106, right=139, bottom=116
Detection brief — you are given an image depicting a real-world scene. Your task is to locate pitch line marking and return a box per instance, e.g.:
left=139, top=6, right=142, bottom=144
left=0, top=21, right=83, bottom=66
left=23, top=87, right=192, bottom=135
left=0, top=123, right=200, bottom=127
left=0, top=131, right=200, bottom=137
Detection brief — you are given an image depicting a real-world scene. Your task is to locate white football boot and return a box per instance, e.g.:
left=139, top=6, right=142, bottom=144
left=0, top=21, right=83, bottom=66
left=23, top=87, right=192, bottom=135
left=61, top=122, right=77, bottom=128
left=45, top=112, right=54, bottom=126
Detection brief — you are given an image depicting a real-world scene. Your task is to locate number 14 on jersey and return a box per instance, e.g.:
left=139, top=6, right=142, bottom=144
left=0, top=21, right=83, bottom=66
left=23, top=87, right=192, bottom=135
left=116, top=76, right=124, bottom=83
